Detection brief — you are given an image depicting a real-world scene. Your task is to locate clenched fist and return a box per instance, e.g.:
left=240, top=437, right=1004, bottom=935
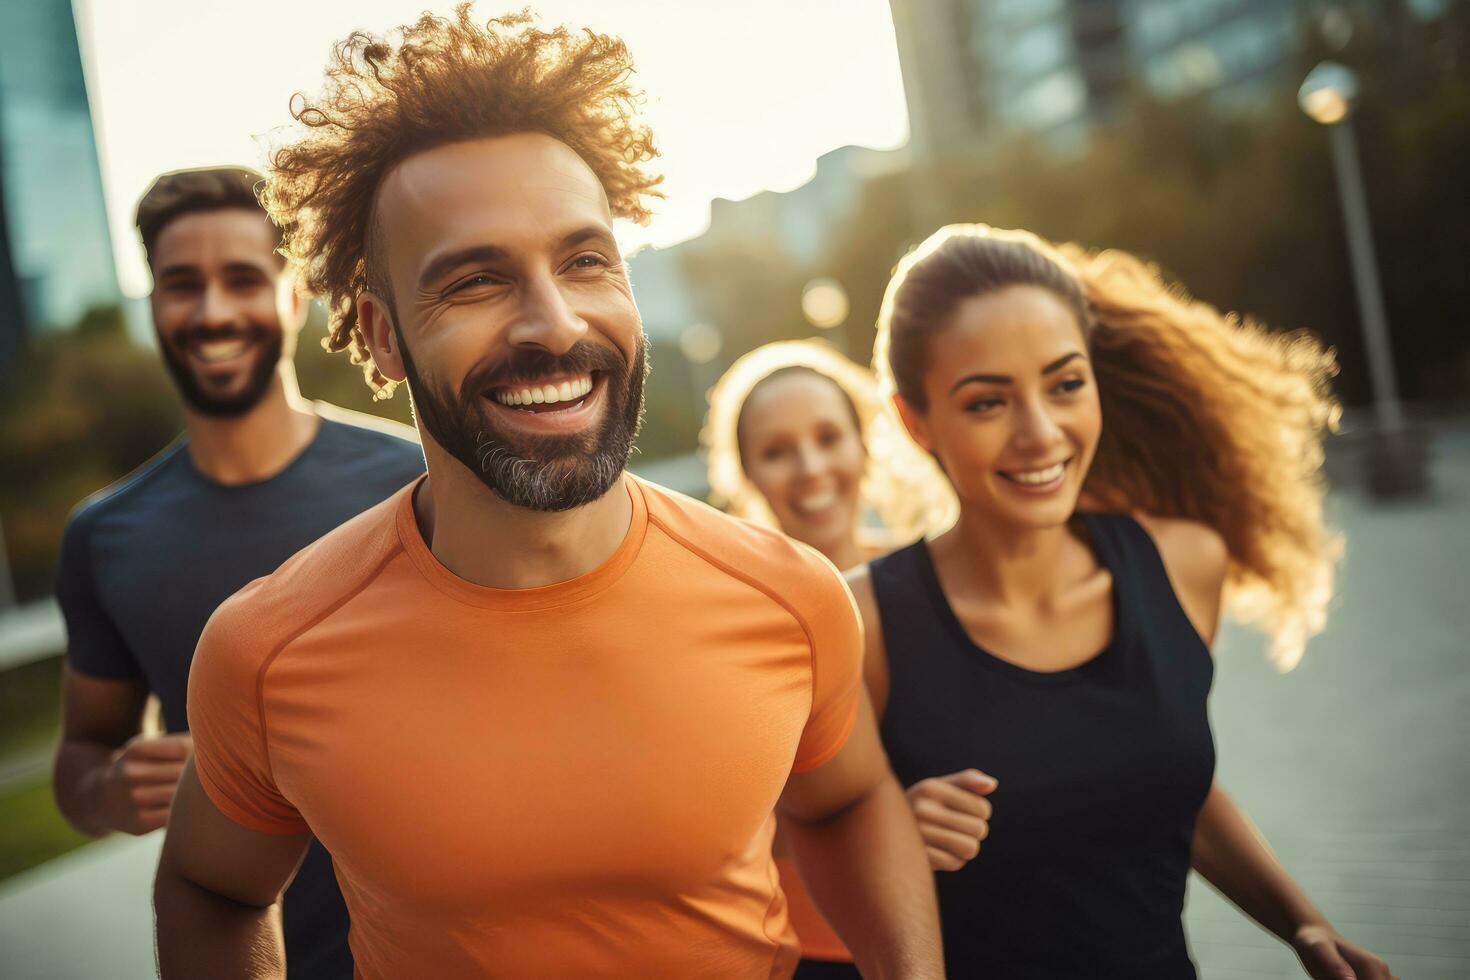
left=907, top=769, right=997, bottom=872
left=98, top=732, right=193, bottom=835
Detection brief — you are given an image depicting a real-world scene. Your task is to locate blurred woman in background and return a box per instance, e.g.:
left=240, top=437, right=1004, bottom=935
left=849, top=224, right=1393, bottom=978
left=705, top=339, right=956, bottom=978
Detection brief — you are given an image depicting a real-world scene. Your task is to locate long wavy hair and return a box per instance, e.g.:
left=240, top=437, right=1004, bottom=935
left=703, top=339, right=955, bottom=544
left=874, top=225, right=1341, bottom=669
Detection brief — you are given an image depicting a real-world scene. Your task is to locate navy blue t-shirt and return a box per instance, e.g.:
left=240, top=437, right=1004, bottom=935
left=56, top=410, right=425, bottom=980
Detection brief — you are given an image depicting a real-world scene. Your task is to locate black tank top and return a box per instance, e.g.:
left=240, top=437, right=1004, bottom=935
left=872, top=513, right=1216, bottom=979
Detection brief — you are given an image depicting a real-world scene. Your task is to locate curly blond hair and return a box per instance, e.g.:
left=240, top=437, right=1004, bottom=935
left=875, top=225, right=1341, bottom=669
left=261, top=5, right=663, bottom=396
left=703, top=339, right=955, bottom=546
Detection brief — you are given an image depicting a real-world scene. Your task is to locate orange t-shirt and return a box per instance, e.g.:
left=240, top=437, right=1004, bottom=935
left=776, top=855, right=851, bottom=962
left=188, top=475, right=863, bottom=979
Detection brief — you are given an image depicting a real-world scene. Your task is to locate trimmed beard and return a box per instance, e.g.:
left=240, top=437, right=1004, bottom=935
left=400, top=333, right=648, bottom=512
left=158, top=324, right=282, bottom=418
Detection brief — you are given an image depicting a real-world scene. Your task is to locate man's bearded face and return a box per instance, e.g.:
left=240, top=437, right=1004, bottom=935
left=400, top=334, right=647, bottom=512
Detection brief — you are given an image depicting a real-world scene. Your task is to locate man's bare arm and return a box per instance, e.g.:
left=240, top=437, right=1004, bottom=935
left=53, top=666, right=192, bottom=837
left=154, top=760, right=309, bottom=980
left=779, top=691, right=944, bottom=980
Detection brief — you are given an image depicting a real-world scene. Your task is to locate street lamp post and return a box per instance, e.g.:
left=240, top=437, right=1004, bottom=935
left=1298, top=61, right=1429, bottom=497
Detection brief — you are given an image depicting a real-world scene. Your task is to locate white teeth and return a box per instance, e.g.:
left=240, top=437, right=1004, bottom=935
left=1008, top=462, right=1065, bottom=485
left=794, top=491, right=838, bottom=515
left=492, top=375, right=594, bottom=407
left=195, top=339, right=249, bottom=362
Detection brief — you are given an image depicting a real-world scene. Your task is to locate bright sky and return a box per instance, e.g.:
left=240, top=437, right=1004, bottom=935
left=75, top=0, right=910, bottom=300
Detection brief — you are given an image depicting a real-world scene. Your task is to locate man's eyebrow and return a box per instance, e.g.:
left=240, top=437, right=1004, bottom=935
left=416, top=226, right=619, bottom=290
left=154, top=262, right=202, bottom=280
left=558, top=225, right=618, bottom=253
left=220, top=260, right=274, bottom=276
left=416, top=244, right=511, bottom=291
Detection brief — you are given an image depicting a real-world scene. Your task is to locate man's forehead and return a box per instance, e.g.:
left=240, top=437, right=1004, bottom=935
left=153, top=209, right=280, bottom=267
left=375, top=134, right=613, bottom=245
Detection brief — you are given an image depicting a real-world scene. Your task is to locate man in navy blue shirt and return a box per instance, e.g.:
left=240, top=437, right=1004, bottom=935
left=51, top=166, right=424, bottom=979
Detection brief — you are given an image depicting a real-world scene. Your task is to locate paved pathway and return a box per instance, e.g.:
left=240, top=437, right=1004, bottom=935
left=0, top=831, right=160, bottom=979
left=2, top=429, right=1465, bottom=978
left=1185, top=424, right=1470, bottom=977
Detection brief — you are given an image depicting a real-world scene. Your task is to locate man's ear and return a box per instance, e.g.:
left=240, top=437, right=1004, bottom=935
left=893, top=393, right=934, bottom=454
left=279, top=274, right=308, bottom=332
left=357, top=292, right=407, bottom=384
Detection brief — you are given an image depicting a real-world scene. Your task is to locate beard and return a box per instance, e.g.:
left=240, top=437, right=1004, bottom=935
left=158, top=323, right=282, bottom=418
left=400, top=334, right=648, bottom=512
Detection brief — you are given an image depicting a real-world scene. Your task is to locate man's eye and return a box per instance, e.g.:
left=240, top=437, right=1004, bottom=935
left=449, top=274, right=498, bottom=293
left=571, top=253, right=608, bottom=270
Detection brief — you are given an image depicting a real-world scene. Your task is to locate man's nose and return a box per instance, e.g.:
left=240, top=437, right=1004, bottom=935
left=504, top=274, right=588, bottom=356
left=196, top=282, right=242, bottom=329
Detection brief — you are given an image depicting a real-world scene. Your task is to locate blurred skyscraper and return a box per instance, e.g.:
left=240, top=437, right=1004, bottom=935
left=0, top=0, right=119, bottom=371
left=890, top=0, right=1299, bottom=163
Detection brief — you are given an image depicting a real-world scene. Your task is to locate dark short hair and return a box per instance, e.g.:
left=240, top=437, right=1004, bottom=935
left=134, top=166, right=281, bottom=269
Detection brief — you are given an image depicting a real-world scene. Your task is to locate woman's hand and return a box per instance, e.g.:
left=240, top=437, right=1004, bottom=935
left=905, top=769, right=996, bottom=871
left=1292, top=923, right=1396, bottom=980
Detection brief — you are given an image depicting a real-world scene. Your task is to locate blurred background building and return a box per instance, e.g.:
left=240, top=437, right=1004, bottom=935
left=0, top=0, right=119, bottom=374
left=891, top=0, right=1306, bottom=160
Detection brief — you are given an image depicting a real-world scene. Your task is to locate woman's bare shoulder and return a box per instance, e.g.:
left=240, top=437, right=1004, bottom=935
left=1132, top=513, right=1229, bottom=645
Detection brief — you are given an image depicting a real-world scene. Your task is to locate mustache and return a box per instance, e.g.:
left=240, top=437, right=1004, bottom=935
left=461, top=340, right=628, bottom=399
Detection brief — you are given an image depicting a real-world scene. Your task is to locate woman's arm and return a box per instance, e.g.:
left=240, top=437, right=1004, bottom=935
left=845, top=562, right=998, bottom=874
left=1140, top=516, right=1395, bottom=978
left=1193, top=785, right=1394, bottom=980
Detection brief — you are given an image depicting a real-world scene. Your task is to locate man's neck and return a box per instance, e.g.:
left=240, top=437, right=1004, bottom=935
left=413, top=460, right=634, bottom=591
left=184, top=368, right=321, bottom=486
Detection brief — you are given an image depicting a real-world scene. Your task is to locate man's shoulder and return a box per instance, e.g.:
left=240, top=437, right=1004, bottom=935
left=201, top=488, right=409, bottom=659
left=63, top=439, right=190, bottom=538
left=636, top=478, right=847, bottom=603
left=313, top=403, right=420, bottom=454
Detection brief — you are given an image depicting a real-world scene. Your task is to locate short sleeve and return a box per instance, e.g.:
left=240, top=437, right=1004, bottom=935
left=187, top=596, right=308, bottom=835
left=55, top=509, right=141, bottom=680
left=791, top=554, right=865, bottom=773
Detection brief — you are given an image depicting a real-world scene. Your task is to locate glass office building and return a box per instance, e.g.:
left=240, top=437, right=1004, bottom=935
left=0, top=0, right=119, bottom=369
left=890, top=0, right=1300, bottom=163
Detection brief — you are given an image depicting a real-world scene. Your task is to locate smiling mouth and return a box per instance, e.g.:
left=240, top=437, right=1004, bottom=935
left=179, top=330, right=264, bottom=370
left=792, top=490, right=839, bottom=515
left=998, top=459, right=1069, bottom=486
left=488, top=372, right=596, bottom=413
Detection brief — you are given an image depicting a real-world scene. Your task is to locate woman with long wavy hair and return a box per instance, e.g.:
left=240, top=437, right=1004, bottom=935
left=848, top=224, right=1394, bottom=978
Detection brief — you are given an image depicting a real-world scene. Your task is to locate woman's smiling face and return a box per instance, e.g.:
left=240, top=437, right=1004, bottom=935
left=738, top=370, right=867, bottom=557
left=899, top=284, right=1101, bottom=531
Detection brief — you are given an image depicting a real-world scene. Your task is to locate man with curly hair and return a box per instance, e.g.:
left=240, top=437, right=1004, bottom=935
left=153, top=9, right=942, bottom=979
